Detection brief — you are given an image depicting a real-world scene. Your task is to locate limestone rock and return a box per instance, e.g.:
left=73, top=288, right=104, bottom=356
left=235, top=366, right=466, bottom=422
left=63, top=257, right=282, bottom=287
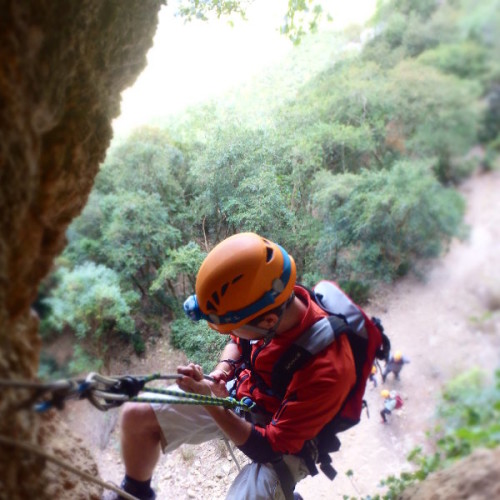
left=401, top=447, right=500, bottom=500
left=0, top=1, right=162, bottom=498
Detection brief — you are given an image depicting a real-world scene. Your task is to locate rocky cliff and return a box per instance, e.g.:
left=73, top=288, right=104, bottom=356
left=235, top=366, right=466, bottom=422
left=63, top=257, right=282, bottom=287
left=0, top=1, right=162, bottom=498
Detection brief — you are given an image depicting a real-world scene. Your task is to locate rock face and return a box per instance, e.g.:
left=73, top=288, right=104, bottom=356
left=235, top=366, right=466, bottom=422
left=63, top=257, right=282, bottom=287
left=0, top=1, right=162, bottom=498
left=401, top=447, right=500, bottom=500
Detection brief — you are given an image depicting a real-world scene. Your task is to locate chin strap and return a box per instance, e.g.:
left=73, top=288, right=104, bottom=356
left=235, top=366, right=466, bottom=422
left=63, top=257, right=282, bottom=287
left=232, top=292, right=297, bottom=341
left=259, top=292, right=296, bottom=342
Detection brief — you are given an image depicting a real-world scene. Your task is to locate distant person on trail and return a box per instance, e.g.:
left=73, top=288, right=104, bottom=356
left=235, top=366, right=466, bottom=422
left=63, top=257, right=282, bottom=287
left=111, top=233, right=357, bottom=500
left=380, top=389, right=402, bottom=423
left=382, top=350, right=410, bottom=383
left=369, top=364, right=378, bottom=388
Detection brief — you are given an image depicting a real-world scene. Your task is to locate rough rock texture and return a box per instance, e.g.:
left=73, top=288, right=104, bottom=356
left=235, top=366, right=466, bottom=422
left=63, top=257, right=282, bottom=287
left=401, top=447, right=500, bottom=500
left=0, top=1, right=162, bottom=498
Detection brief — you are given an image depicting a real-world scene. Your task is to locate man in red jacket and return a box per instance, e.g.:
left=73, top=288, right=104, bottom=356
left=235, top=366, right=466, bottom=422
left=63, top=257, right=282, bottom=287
left=114, top=233, right=356, bottom=500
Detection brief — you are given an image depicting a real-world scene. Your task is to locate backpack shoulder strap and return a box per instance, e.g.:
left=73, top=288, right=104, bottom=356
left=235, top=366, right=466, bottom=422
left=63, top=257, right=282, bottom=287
left=239, top=338, right=252, bottom=366
left=271, top=316, right=351, bottom=399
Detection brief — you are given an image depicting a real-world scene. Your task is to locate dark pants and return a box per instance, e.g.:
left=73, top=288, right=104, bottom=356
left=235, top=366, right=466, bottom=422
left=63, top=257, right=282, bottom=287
left=380, top=408, right=391, bottom=422
left=382, top=368, right=401, bottom=383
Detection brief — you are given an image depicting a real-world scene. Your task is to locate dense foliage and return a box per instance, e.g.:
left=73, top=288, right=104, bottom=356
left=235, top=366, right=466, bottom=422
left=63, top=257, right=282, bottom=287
left=42, top=263, right=140, bottom=371
left=170, top=319, right=228, bottom=372
left=38, top=0, right=500, bottom=374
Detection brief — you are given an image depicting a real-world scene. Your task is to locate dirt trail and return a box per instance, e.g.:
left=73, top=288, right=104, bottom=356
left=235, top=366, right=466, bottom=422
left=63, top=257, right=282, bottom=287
left=66, top=170, right=500, bottom=499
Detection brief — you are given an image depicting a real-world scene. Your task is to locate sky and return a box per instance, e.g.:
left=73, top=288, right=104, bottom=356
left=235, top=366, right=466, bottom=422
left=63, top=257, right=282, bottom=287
left=112, top=0, right=377, bottom=136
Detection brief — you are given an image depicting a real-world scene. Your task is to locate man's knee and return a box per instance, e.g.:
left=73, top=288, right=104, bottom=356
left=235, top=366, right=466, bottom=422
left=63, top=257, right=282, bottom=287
left=121, top=403, right=161, bottom=439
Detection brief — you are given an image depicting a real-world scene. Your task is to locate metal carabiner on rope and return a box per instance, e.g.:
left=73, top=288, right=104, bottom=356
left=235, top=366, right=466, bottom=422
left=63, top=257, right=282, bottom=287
left=2, top=372, right=258, bottom=415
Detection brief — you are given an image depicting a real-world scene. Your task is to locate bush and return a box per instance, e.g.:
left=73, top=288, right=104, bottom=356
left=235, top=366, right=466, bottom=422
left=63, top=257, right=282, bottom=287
left=338, top=280, right=371, bottom=305
left=43, top=262, right=140, bottom=370
left=169, top=318, right=228, bottom=372
left=37, top=352, right=70, bottom=381
left=312, top=160, right=466, bottom=282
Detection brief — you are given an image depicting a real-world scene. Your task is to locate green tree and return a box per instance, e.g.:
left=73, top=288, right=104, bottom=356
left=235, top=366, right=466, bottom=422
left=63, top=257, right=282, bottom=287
left=190, top=124, right=295, bottom=245
left=169, top=318, right=227, bottom=372
left=151, top=241, right=207, bottom=303
left=417, top=41, right=489, bottom=79
left=97, top=127, right=190, bottom=233
left=99, top=190, right=181, bottom=301
left=63, top=191, right=106, bottom=266
left=312, top=159, right=465, bottom=281
left=385, top=60, right=480, bottom=182
left=175, top=0, right=328, bottom=45
left=43, top=263, right=139, bottom=372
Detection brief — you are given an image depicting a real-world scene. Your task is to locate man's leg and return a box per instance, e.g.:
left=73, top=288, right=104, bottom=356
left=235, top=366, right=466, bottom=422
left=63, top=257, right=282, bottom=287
left=380, top=409, right=388, bottom=423
left=120, top=403, right=162, bottom=481
left=112, top=390, right=224, bottom=499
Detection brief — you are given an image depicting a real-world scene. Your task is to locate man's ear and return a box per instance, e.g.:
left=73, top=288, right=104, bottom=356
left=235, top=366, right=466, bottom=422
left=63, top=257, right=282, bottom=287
left=256, top=313, right=279, bottom=329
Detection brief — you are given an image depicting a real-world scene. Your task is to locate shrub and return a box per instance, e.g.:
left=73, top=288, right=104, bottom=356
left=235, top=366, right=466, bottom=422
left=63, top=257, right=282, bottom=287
left=169, top=318, right=227, bottom=372
left=43, top=262, right=139, bottom=371
left=338, top=280, right=371, bottom=305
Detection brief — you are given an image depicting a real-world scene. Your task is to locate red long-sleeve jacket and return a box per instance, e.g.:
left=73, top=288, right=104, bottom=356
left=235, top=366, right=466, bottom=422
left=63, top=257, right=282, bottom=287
left=233, top=286, right=356, bottom=461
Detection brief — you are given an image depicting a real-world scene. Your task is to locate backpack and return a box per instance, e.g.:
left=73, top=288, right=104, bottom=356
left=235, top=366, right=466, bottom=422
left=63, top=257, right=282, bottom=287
left=395, top=394, right=404, bottom=409
left=239, top=280, right=391, bottom=480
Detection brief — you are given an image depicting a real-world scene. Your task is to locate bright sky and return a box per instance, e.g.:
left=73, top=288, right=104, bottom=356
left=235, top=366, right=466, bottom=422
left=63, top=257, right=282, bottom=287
left=112, top=0, right=377, bottom=136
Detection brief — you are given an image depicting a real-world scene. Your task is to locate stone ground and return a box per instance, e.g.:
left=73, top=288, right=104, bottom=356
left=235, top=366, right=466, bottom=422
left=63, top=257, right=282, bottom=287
left=62, top=168, right=500, bottom=499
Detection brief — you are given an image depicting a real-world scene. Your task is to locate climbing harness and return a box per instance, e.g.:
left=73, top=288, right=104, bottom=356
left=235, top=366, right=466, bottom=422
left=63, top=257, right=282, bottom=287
left=0, top=372, right=257, bottom=414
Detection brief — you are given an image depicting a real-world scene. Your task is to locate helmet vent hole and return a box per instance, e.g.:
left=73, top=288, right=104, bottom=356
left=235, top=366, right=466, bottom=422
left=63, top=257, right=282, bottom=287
left=221, top=283, right=229, bottom=296
left=265, top=247, right=273, bottom=263
left=206, top=300, right=216, bottom=312
left=211, top=292, right=219, bottom=305
left=232, top=274, right=243, bottom=284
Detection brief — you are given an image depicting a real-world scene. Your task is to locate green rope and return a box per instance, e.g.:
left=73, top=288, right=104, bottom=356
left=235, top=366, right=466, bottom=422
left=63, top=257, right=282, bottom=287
left=134, top=373, right=255, bottom=412
left=135, top=385, right=255, bottom=412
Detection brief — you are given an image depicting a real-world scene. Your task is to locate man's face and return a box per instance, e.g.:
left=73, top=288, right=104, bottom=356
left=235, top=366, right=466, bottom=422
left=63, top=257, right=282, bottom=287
left=228, top=312, right=279, bottom=340
left=230, top=326, right=268, bottom=341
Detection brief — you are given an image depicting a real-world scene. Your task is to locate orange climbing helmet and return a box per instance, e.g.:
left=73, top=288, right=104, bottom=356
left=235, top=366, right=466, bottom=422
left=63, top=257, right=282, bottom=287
left=381, top=389, right=390, bottom=399
left=183, top=232, right=296, bottom=333
left=394, top=350, right=403, bottom=362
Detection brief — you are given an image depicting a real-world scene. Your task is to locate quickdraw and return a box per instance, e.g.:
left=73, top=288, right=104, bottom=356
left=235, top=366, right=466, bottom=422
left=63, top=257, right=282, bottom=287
left=0, top=373, right=256, bottom=414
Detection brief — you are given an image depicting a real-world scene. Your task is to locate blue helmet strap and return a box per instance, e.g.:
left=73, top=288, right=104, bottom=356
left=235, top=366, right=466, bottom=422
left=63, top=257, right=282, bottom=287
left=242, top=291, right=296, bottom=340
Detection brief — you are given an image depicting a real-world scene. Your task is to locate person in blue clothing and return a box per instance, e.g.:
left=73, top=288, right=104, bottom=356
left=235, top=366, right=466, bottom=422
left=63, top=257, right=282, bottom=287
left=382, top=350, right=410, bottom=383
left=380, top=389, right=397, bottom=423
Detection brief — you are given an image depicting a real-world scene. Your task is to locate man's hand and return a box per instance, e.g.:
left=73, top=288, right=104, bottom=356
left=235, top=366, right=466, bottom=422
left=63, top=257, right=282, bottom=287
left=177, top=363, right=251, bottom=447
left=176, top=363, right=228, bottom=398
